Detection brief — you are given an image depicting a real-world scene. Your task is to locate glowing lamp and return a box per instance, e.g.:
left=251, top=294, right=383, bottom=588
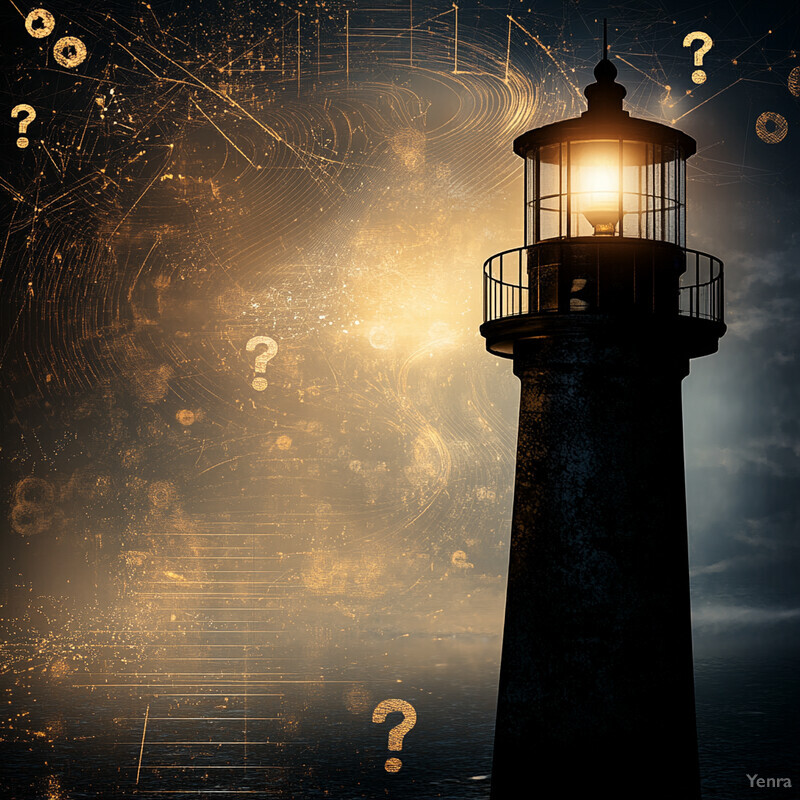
left=573, top=142, right=621, bottom=235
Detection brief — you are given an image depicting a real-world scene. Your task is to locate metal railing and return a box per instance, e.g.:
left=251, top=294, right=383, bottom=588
left=678, top=247, right=724, bottom=322
left=482, top=241, right=723, bottom=325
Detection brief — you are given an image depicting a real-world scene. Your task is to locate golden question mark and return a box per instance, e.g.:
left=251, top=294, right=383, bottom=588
left=245, top=336, right=278, bottom=391
left=11, top=104, right=36, bottom=149
left=372, top=699, right=417, bottom=773
left=683, top=31, right=713, bottom=84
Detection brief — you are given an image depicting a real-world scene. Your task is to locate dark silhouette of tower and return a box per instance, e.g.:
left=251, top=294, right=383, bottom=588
left=480, top=42, right=725, bottom=800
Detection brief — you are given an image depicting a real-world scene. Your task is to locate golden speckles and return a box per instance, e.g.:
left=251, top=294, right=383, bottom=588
left=451, top=550, right=474, bottom=569
left=123, top=550, right=148, bottom=568
left=276, top=434, right=293, bottom=450
left=131, top=365, right=173, bottom=403
left=148, top=480, right=177, bottom=508
left=44, top=717, right=66, bottom=737
left=10, top=477, right=55, bottom=536
left=405, top=430, right=446, bottom=488
left=281, top=713, right=301, bottom=734
left=67, top=469, right=112, bottom=501
left=46, top=774, right=68, bottom=800
left=368, top=325, right=395, bottom=350
left=345, top=684, right=374, bottom=715
left=120, top=447, right=144, bottom=470
left=303, top=551, right=389, bottom=598
left=46, top=659, right=72, bottom=680
left=390, top=128, right=426, bottom=170
left=427, top=321, right=455, bottom=344
left=14, top=476, right=55, bottom=508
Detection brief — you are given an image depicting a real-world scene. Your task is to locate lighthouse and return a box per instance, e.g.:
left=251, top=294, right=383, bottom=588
left=480, top=45, right=725, bottom=800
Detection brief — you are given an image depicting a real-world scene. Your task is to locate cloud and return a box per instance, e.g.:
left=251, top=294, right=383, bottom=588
left=692, top=603, right=800, bottom=629
left=690, top=556, right=753, bottom=577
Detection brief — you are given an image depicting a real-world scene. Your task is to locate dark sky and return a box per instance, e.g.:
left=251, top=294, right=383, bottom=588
left=666, top=0, right=800, bottom=655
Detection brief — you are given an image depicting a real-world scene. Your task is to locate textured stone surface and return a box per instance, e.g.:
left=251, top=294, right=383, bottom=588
left=491, top=318, right=700, bottom=799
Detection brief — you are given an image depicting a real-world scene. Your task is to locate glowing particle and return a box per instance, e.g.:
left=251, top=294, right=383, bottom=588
left=175, top=409, right=196, bottom=426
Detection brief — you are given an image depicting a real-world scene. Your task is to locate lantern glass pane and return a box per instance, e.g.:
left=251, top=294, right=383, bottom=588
left=528, top=144, right=561, bottom=244
left=526, top=137, right=686, bottom=246
left=526, top=154, right=535, bottom=243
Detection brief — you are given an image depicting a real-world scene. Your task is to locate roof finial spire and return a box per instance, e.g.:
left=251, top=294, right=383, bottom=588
left=583, top=18, right=628, bottom=118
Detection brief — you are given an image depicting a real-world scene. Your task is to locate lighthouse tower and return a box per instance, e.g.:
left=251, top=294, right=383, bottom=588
left=480, top=50, right=725, bottom=800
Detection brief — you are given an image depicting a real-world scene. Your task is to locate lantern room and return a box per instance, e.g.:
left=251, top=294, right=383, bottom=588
left=516, top=58, right=695, bottom=245
left=480, top=50, right=724, bottom=362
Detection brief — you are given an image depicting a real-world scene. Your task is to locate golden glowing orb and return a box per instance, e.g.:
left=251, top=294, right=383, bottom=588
left=368, top=325, right=395, bottom=350
left=175, top=409, right=196, bottom=426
